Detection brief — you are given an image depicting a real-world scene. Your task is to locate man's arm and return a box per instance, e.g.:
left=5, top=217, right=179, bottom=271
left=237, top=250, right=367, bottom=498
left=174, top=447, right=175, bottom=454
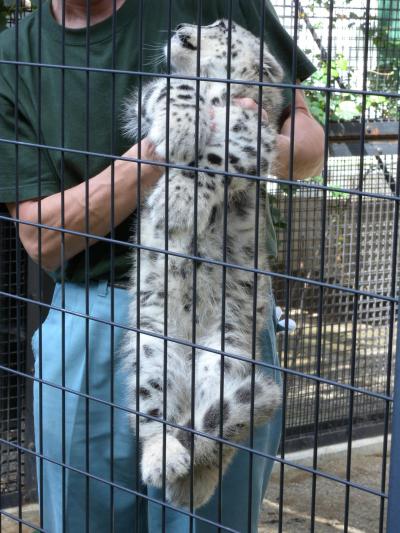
left=7, top=139, right=163, bottom=272
left=272, top=84, right=325, bottom=180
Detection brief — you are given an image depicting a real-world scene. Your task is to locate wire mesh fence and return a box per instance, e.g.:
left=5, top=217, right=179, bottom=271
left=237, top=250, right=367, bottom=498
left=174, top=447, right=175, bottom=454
left=0, top=206, right=28, bottom=508
left=273, top=153, right=399, bottom=443
left=0, top=0, right=398, bottom=532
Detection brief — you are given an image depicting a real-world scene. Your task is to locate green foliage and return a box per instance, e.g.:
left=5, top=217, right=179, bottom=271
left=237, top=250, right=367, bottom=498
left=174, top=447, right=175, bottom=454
left=312, top=175, right=350, bottom=199
left=0, top=1, right=35, bottom=32
left=305, top=54, right=398, bottom=123
left=268, top=194, right=287, bottom=230
left=0, top=0, right=9, bottom=32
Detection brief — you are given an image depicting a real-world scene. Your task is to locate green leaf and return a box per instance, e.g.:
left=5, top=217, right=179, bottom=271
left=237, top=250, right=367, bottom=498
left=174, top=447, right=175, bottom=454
left=336, top=99, right=360, bottom=120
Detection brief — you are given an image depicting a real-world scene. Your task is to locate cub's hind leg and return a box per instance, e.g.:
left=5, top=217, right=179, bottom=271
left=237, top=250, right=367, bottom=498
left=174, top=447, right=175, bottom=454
left=165, top=301, right=281, bottom=509
left=125, top=314, right=192, bottom=488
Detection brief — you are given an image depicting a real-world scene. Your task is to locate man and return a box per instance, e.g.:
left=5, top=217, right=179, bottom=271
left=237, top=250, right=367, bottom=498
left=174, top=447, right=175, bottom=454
left=0, top=0, right=324, bottom=531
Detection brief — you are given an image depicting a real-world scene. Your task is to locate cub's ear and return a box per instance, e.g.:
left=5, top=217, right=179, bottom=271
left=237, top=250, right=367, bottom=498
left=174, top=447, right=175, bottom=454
left=262, top=53, right=284, bottom=83
left=252, top=52, right=283, bottom=83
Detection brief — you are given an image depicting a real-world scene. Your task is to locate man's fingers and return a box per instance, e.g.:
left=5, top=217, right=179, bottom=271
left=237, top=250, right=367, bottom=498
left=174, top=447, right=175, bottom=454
left=234, top=97, right=268, bottom=122
left=139, top=138, right=163, bottom=162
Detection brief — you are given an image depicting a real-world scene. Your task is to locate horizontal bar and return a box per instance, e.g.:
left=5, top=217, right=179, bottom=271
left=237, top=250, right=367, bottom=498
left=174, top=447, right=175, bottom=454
left=0, top=217, right=398, bottom=304
left=0, top=136, right=399, bottom=203
left=1, top=57, right=400, bottom=99
left=0, top=432, right=388, bottom=502
left=0, top=306, right=393, bottom=405
left=330, top=141, right=399, bottom=158
left=0, top=509, right=45, bottom=533
left=329, top=121, right=400, bottom=142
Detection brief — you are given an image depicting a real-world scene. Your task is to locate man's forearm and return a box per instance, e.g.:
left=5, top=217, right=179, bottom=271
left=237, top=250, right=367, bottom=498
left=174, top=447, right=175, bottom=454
left=7, top=140, right=162, bottom=271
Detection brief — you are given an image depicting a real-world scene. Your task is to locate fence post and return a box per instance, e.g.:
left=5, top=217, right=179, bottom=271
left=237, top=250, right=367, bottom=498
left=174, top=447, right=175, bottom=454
left=387, top=302, right=400, bottom=532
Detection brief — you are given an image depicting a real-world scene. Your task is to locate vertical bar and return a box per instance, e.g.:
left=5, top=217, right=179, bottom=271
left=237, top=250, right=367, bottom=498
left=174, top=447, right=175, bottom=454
left=246, top=1, right=267, bottom=530
left=161, top=1, right=173, bottom=528
left=189, top=2, right=202, bottom=527
left=84, top=3, right=91, bottom=530
left=379, top=120, right=400, bottom=532
left=278, top=1, right=300, bottom=530
left=135, top=0, right=143, bottom=533
left=135, top=1, right=144, bottom=531
left=109, top=1, right=118, bottom=530
left=36, top=1, right=44, bottom=529
left=217, top=2, right=233, bottom=529
left=310, top=0, right=334, bottom=530
left=60, top=3, right=67, bottom=531
left=343, top=2, right=371, bottom=530
left=387, top=303, right=400, bottom=531
left=13, top=2, right=22, bottom=531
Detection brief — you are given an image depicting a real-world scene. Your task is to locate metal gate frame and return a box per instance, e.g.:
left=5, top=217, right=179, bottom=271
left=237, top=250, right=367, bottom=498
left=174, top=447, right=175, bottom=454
left=388, top=309, right=400, bottom=531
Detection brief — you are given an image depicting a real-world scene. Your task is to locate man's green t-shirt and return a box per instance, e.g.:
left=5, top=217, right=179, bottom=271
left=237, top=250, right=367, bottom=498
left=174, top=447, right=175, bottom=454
left=0, top=0, right=315, bottom=283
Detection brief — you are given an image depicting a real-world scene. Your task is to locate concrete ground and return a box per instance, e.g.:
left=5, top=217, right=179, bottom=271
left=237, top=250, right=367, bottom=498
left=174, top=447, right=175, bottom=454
left=1, top=438, right=390, bottom=533
left=259, top=438, right=390, bottom=533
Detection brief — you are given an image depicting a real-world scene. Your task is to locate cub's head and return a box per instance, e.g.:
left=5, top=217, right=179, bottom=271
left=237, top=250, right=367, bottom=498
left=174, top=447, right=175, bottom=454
left=168, top=19, right=283, bottom=85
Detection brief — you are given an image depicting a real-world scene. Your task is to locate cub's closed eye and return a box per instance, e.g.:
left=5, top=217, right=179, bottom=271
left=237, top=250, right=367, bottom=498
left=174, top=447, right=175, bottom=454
left=219, top=20, right=227, bottom=30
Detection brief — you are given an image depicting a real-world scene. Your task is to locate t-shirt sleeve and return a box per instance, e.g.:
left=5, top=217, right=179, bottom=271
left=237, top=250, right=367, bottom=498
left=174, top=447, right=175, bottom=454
left=239, top=0, right=316, bottom=108
left=0, top=74, right=60, bottom=204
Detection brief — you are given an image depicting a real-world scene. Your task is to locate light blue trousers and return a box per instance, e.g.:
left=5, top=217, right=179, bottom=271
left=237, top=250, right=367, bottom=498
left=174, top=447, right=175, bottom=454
left=32, top=281, right=282, bottom=533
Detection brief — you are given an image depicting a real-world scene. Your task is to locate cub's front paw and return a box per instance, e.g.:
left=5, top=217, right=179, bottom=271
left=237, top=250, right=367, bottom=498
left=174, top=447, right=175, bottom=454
left=141, top=435, right=191, bottom=488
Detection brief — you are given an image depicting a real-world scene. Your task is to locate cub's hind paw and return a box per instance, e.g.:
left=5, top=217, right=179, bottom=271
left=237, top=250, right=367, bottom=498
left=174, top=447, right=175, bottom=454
left=166, top=463, right=219, bottom=509
left=141, top=435, right=191, bottom=488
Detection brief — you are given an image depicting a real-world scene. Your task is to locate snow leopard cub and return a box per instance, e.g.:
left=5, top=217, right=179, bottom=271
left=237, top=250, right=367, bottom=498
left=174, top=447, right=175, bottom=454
left=123, top=20, right=283, bottom=509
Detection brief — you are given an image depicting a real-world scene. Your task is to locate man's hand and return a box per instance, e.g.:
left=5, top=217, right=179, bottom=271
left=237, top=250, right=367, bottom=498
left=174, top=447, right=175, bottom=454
left=273, top=86, right=325, bottom=180
left=211, top=91, right=324, bottom=180
left=7, top=138, right=163, bottom=271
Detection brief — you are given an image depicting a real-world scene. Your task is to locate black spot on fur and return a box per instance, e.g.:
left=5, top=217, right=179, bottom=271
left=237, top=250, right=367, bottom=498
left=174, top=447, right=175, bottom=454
left=235, top=386, right=252, bottom=404
left=182, top=170, right=196, bottom=179
left=209, top=206, right=218, bottom=226
left=208, top=153, right=222, bottom=166
left=175, top=424, right=192, bottom=449
left=143, top=345, right=154, bottom=357
left=223, top=358, right=233, bottom=372
left=203, top=401, right=230, bottom=432
left=156, top=88, right=167, bottom=102
left=178, top=84, right=194, bottom=91
left=225, top=422, right=246, bottom=440
left=149, top=380, right=163, bottom=391
left=139, top=387, right=151, bottom=398
left=146, top=273, right=157, bottom=284
left=244, top=146, right=257, bottom=157
left=238, top=280, right=253, bottom=293
left=148, top=409, right=161, bottom=418
left=140, top=291, right=152, bottom=303
left=204, top=167, right=216, bottom=178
